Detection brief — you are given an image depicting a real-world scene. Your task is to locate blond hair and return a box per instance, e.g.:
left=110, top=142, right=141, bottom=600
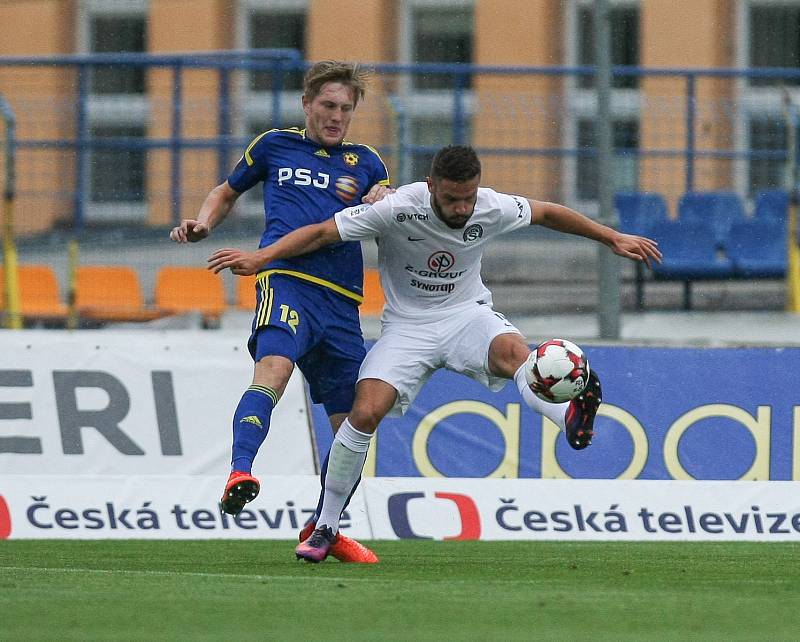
left=303, top=60, right=369, bottom=107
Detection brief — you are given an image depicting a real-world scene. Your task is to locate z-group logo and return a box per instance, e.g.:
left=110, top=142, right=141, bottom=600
left=387, top=491, right=481, bottom=540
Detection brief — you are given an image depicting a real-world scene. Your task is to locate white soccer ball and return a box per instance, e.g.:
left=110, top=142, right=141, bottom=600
left=524, top=338, right=590, bottom=403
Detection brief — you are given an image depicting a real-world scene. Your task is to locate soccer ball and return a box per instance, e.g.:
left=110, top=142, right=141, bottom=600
left=524, top=339, right=590, bottom=403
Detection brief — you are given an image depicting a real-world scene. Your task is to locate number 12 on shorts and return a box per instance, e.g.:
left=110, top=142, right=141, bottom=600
left=279, top=304, right=300, bottom=332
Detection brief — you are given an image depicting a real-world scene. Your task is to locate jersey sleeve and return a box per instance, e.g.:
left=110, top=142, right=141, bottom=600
left=495, top=192, right=532, bottom=234
left=366, top=145, right=391, bottom=188
left=334, top=196, right=393, bottom=242
left=226, top=132, right=271, bottom=193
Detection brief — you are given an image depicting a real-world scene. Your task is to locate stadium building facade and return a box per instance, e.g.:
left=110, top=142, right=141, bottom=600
left=0, top=0, right=797, bottom=235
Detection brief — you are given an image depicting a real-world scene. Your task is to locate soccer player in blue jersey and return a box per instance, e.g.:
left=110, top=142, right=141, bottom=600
left=170, top=60, right=391, bottom=563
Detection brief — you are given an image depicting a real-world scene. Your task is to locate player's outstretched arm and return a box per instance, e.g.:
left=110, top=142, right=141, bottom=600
left=170, top=181, right=241, bottom=243
left=207, top=218, right=343, bottom=276
left=530, top=199, right=662, bottom=269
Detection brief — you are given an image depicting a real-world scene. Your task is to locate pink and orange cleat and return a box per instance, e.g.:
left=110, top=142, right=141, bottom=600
left=298, top=521, right=379, bottom=564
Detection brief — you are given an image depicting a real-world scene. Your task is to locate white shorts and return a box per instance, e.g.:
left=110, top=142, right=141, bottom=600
left=358, top=304, right=523, bottom=416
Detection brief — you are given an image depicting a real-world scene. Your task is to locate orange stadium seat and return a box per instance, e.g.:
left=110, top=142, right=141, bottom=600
left=360, top=268, right=385, bottom=317
left=75, top=265, right=164, bottom=323
left=155, top=266, right=227, bottom=325
left=0, top=264, right=68, bottom=323
left=236, top=273, right=257, bottom=310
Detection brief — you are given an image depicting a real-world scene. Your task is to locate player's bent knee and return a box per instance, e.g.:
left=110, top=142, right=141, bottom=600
left=348, top=414, right=380, bottom=434
left=489, top=334, right=531, bottom=378
left=348, top=405, right=385, bottom=434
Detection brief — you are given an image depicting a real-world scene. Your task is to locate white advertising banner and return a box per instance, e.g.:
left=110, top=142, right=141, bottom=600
left=0, top=475, right=370, bottom=540
left=2, top=475, right=798, bottom=541
left=363, top=478, right=800, bottom=542
left=0, top=331, right=315, bottom=477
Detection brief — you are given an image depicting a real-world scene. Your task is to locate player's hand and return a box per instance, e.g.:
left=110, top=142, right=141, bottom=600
left=207, top=248, right=261, bottom=275
left=362, top=183, right=395, bottom=204
left=609, top=232, right=662, bottom=269
left=170, top=219, right=210, bottom=243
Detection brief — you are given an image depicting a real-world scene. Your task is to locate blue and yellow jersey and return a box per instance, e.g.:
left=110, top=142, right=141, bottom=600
left=227, top=128, right=390, bottom=304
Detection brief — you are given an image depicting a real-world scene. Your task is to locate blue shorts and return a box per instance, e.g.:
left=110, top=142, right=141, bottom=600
left=246, top=272, right=366, bottom=416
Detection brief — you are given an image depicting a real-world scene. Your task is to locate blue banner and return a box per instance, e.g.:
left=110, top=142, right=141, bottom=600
left=310, top=345, right=800, bottom=480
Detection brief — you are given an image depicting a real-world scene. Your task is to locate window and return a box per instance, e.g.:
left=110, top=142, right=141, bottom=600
left=249, top=10, right=306, bottom=91
left=748, top=119, right=787, bottom=195
left=89, top=125, right=146, bottom=203
left=240, top=2, right=307, bottom=170
left=396, top=2, right=476, bottom=183
left=89, top=15, right=146, bottom=94
left=749, top=5, right=800, bottom=86
left=576, top=119, right=639, bottom=200
left=411, top=7, right=473, bottom=90
left=577, top=4, right=639, bottom=89
left=408, top=118, right=473, bottom=181
left=80, top=1, right=149, bottom=217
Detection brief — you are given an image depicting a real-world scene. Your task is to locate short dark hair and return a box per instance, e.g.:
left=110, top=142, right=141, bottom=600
left=303, top=60, right=369, bottom=107
left=429, top=145, right=481, bottom=182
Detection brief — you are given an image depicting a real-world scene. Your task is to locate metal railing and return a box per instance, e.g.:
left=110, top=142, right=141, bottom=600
left=1, top=52, right=800, bottom=325
left=1, top=52, right=799, bottom=230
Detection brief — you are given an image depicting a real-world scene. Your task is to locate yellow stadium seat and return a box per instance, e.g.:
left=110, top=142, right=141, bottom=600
left=75, top=265, right=164, bottom=323
left=155, top=266, right=227, bottom=325
left=236, top=273, right=257, bottom=310
left=360, top=268, right=385, bottom=317
left=0, top=264, right=68, bottom=322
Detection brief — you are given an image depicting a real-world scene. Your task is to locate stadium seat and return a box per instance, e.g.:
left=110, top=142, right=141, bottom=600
left=236, top=273, right=258, bottom=310
left=726, top=219, right=787, bottom=278
left=678, top=191, right=746, bottom=248
left=650, top=220, right=734, bottom=309
left=360, top=268, right=385, bottom=317
left=155, top=266, right=227, bottom=326
left=75, top=265, right=164, bottom=323
left=753, top=189, right=789, bottom=224
left=0, top=264, right=68, bottom=323
left=614, top=191, right=670, bottom=236
left=614, top=192, right=670, bottom=310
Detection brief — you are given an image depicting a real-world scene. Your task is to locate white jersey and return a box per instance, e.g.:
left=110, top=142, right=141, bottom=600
left=334, top=181, right=532, bottom=321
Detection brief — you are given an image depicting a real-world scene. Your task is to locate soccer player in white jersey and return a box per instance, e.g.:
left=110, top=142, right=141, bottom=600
left=208, top=145, right=662, bottom=562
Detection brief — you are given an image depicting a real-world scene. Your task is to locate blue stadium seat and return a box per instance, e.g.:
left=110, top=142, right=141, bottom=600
left=614, top=191, right=670, bottom=236
left=678, top=191, right=746, bottom=247
left=651, top=220, right=734, bottom=279
left=650, top=219, right=734, bottom=309
left=726, top=219, right=787, bottom=278
left=614, top=192, right=670, bottom=310
left=753, top=189, right=789, bottom=224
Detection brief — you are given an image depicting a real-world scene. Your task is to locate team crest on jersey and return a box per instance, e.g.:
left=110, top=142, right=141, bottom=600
left=315, top=149, right=330, bottom=158
left=343, top=151, right=359, bottom=166
left=463, top=224, right=483, bottom=243
left=335, top=175, right=360, bottom=202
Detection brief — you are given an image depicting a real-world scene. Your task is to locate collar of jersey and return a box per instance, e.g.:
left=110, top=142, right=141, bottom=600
left=298, top=128, right=354, bottom=152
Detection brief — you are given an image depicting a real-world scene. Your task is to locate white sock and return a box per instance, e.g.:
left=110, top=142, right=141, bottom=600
left=514, top=363, right=570, bottom=432
left=316, top=418, right=373, bottom=535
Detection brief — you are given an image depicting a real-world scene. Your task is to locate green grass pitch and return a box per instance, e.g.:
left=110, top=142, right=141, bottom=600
left=1, top=540, right=799, bottom=641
